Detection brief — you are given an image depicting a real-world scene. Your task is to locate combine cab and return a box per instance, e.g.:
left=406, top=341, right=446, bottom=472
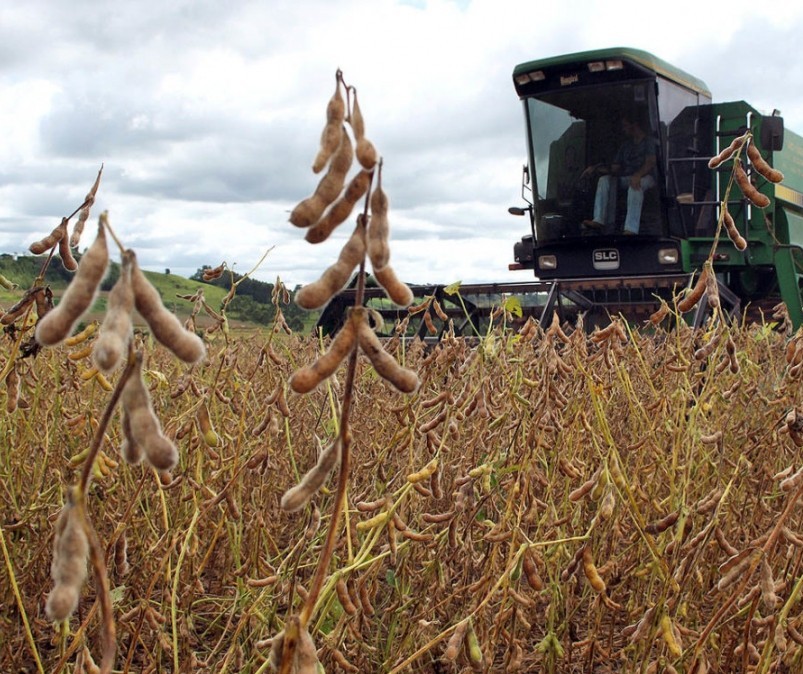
left=317, top=48, right=803, bottom=336
left=510, top=47, right=803, bottom=329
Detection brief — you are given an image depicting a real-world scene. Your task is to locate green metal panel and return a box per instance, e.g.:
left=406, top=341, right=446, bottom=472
left=513, top=47, right=711, bottom=98
left=784, top=207, right=803, bottom=249
left=775, top=129, right=803, bottom=197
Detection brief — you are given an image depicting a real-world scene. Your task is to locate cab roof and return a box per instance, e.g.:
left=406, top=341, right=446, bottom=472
left=513, top=47, right=711, bottom=98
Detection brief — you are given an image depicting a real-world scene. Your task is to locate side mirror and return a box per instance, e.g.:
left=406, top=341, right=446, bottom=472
left=761, top=114, right=784, bottom=152
left=508, top=207, right=528, bottom=216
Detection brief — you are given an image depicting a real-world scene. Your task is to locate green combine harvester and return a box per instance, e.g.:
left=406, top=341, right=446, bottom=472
left=318, top=47, right=803, bottom=336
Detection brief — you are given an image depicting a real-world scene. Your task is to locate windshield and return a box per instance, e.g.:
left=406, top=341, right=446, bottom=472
left=525, top=81, right=665, bottom=241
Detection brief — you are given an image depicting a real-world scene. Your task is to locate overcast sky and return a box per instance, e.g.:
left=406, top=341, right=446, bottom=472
left=2, top=0, right=802, bottom=289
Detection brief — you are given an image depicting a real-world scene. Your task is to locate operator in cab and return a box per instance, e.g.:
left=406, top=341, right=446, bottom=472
left=582, top=112, right=657, bottom=235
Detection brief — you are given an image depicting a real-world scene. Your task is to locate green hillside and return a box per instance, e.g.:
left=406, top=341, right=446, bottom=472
left=0, top=254, right=318, bottom=333
left=0, top=255, right=230, bottom=325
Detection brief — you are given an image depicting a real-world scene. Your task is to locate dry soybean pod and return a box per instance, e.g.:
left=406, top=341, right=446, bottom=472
left=114, top=532, right=129, bottom=578
left=444, top=619, right=469, bottom=661
left=131, top=251, right=206, bottom=364
left=422, top=511, right=454, bottom=524
left=582, top=544, right=606, bottom=593
left=356, top=498, right=387, bottom=513
left=569, top=468, right=600, bottom=503
left=335, top=577, right=358, bottom=616
left=367, top=179, right=390, bottom=270
left=349, top=86, right=365, bottom=140
left=354, top=307, right=419, bottom=393
left=29, top=219, right=66, bottom=255
left=280, top=437, right=341, bottom=512
left=291, top=129, right=353, bottom=228
left=645, top=511, right=679, bottom=535
left=522, top=550, right=544, bottom=591
left=196, top=401, right=220, bottom=447
left=93, top=249, right=134, bottom=373
left=289, top=315, right=357, bottom=393
left=722, top=209, right=747, bottom=251
left=373, top=264, right=414, bottom=308
left=704, top=265, right=721, bottom=311
left=733, top=159, right=771, bottom=208
left=305, top=170, right=372, bottom=244
left=71, top=165, right=103, bottom=249
left=717, top=548, right=760, bottom=592
left=677, top=264, right=709, bottom=313
left=714, top=526, right=738, bottom=556
left=33, top=286, right=53, bottom=320
left=56, top=219, right=78, bottom=271
left=295, top=222, right=366, bottom=310
left=356, top=136, right=378, bottom=171
left=312, top=74, right=346, bottom=174
left=747, top=142, right=784, bottom=183
left=36, top=218, right=109, bottom=346
left=350, top=88, right=379, bottom=170
left=5, top=361, right=19, bottom=413
left=65, top=321, right=98, bottom=346
left=202, top=263, right=225, bottom=281
left=1, top=288, right=38, bottom=326
left=649, top=301, right=670, bottom=326
left=708, top=134, right=746, bottom=169
left=759, top=556, right=779, bottom=611
left=331, top=649, right=358, bottom=672
left=46, top=489, right=89, bottom=621
left=358, top=578, right=375, bottom=616
left=121, top=353, right=179, bottom=471
left=407, top=459, right=438, bottom=484
left=120, top=410, right=144, bottom=465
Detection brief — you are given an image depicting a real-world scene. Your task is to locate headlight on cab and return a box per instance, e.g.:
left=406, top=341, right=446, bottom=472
left=658, top=248, right=679, bottom=265
left=538, top=255, right=557, bottom=270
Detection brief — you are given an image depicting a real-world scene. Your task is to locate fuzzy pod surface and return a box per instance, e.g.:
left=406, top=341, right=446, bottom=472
left=35, top=220, right=109, bottom=346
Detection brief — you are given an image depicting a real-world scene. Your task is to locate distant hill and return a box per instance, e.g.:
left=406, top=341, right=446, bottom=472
left=1, top=254, right=232, bottom=327
left=0, top=254, right=315, bottom=331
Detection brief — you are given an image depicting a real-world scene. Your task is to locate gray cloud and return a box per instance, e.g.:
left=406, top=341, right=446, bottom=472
left=680, top=19, right=803, bottom=130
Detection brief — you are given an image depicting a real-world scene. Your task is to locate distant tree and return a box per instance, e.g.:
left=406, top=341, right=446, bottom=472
left=226, top=295, right=275, bottom=324
left=190, top=265, right=276, bottom=310
left=165, top=268, right=170, bottom=275
left=100, top=260, right=120, bottom=291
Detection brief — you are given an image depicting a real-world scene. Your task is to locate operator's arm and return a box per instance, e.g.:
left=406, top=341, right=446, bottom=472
left=630, top=153, right=656, bottom=190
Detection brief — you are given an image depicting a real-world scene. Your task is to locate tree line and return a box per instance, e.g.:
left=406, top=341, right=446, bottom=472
left=190, top=266, right=310, bottom=330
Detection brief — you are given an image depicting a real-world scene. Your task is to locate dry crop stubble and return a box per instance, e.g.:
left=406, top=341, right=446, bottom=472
left=3, top=319, right=803, bottom=671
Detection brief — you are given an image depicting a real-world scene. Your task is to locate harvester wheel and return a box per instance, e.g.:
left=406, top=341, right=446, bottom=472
left=731, top=268, right=777, bottom=301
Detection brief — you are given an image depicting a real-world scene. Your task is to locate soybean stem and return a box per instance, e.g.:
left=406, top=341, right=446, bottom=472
left=84, top=513, right=116, bottom=674
left=172, top=508, right=200, bottom=672
left=78, top=348, right=138, bottom=495
left=99, top=212, right=126, bottom=256
left=298, top=208, right=369, bottom=630
left=0, top=526, right=45, bottom=674
left=299, top=344, right=357, bottom=628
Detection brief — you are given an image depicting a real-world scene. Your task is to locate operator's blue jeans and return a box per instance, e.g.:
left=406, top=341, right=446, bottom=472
left=593, top=175, right=656, bottom=234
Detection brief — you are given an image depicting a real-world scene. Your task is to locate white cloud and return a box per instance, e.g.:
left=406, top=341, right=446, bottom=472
left=0, top=79, right=61, bottom=159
